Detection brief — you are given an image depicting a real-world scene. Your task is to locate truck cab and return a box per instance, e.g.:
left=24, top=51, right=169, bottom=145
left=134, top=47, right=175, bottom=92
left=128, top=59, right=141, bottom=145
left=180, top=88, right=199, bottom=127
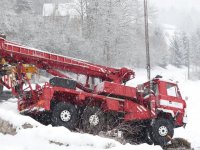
left=143, top=78, right=187, bottom=126
left=137, top=77, right=187, bottom=145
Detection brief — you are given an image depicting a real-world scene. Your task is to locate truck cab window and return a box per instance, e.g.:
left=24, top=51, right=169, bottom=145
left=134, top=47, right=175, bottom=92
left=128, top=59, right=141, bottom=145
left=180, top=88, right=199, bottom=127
left=167, top=84, right=179, bottom=97
left=143, top=83, right=158, bottom=97
left=143, top=86, right=150, bottom=97
left=152, top=83, right=159, bottom=96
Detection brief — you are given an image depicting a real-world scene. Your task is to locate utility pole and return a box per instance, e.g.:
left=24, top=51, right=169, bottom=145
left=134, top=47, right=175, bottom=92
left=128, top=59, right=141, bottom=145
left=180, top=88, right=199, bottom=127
left=144, top=0, right=154, bottom=118
left=144, top=0, right=151, bottom=81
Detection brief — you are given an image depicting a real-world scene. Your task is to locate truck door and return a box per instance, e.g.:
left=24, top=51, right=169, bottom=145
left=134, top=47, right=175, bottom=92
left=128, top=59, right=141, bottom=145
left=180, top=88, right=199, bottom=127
left=160, top=83, right=184, bottom=111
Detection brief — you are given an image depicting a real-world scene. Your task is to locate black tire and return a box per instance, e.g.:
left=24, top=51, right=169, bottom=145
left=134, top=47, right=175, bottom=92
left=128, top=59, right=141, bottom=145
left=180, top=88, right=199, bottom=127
left=82, top=106, right=105, bottom=134
left=144, top=128, right=154, bottom=145
left=51, top=102, right=78, bottom=130
left=105, top=112, right=120, bottom=130
left=151, top=118, right=174, bottom=146
left=36, top=112, right=52, bottom=125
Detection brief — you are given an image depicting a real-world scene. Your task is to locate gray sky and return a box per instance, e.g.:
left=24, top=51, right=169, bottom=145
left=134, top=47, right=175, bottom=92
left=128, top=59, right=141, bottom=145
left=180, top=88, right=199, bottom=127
left=149, top=0, right=200, bottom=32
left=150, top=0, right=200, bottom=10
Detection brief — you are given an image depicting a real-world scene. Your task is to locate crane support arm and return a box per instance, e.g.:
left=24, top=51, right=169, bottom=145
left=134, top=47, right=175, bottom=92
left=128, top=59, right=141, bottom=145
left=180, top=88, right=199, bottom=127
left=0, top=38, right=134, bottom=84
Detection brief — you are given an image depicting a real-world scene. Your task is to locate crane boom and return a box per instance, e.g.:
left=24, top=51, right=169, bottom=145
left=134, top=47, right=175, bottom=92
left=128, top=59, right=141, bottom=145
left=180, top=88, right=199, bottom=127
left=0, top=38, right=134, bottom=83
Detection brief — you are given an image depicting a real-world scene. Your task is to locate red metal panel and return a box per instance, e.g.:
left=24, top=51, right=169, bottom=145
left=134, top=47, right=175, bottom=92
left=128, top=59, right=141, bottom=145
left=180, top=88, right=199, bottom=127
left=124, top=100, right=151, bottom=121
left=28, top=50, right=34, bottom=55
left=95, top=81, right=136, bottom=98
left=105, top=99, right=119, bottom=111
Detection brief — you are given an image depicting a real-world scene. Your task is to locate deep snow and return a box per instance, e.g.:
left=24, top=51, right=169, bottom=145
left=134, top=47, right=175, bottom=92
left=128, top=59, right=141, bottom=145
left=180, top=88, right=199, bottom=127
left=0, top=65, right=200, bottom=149
left=0, top=99, right=161, bottom=150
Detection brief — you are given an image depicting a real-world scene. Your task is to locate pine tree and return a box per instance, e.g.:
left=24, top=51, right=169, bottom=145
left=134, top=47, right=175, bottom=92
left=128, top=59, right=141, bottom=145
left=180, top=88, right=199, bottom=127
left=150, top=26, right=168, bottom=67
left=15, top=0, right=33, bottom=14
left=170, top=32, right=183, bottom=67
left=189, top=30, right=200, bottom=79
left=180, top=32, right=189, bottom=66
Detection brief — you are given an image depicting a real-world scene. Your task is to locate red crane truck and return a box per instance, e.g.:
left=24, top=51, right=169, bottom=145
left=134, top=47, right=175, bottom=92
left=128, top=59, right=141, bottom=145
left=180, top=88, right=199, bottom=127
left=0, top=37, right=187, bottom=146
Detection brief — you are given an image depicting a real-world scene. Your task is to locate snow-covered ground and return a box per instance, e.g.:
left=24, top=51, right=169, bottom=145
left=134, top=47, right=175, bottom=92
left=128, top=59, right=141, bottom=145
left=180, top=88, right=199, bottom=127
left=0, top=65, right=200, bottom=149
left=0, top=100, right=161, bottom=150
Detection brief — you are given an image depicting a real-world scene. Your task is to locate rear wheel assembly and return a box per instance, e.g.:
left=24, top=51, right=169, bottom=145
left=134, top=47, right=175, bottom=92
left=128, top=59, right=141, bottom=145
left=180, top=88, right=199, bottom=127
left=82, top=106, right=105, bottom=134
left=51, top=102, right=78, bottom=130
left=150, top=118, right=174, bottom=146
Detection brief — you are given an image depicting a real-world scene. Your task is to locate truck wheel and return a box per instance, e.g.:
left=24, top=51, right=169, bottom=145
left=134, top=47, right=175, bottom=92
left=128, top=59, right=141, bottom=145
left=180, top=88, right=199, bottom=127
left=36, top=112, right=52, bottom=125
left=51, top=102, right=78, bottom=130
left=151, top=118, right=174, bottom=146
left=82, top=106, right=105, bottom=134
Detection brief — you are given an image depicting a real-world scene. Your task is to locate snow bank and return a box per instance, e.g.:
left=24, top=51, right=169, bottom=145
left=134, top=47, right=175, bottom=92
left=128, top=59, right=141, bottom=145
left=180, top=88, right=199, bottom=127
left=174, top=80, right=200, bottom=149
left=0, top=98, right=40, bottom=128
left=0, top=124, right=161, bottom=150
left=0, top=100, right=161, bottom=150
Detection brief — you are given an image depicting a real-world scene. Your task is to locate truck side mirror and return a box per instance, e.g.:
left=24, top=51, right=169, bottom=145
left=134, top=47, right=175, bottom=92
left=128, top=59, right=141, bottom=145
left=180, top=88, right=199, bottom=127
left=185, top=96, right=188, bottom=101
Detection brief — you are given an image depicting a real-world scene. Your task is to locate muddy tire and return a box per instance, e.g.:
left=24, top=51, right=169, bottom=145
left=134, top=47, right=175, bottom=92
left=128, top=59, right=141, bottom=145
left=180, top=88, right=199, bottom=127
left=151, top=118, right=174, bottom=146
left=82, top=106, right=105, bottom=134
left=51, top=102, right=78, bottom=130
left=35, top=112, right=52, bottom=125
